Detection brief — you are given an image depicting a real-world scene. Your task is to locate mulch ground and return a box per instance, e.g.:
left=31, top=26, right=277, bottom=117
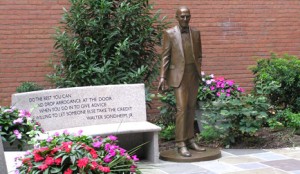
left=159, top=128, right=300, bottom=152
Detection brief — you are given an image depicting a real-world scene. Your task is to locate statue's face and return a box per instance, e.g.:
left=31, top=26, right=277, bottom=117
left=176, top=9, right=190, bottom=28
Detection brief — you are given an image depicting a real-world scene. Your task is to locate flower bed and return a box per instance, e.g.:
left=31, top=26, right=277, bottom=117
left=0, top=106, right=43, bottom=150
left=15, top=130, right=141, bottom=174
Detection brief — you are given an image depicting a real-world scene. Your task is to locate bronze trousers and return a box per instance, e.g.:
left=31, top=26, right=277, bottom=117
left=174, top=64, right=199, bottom=143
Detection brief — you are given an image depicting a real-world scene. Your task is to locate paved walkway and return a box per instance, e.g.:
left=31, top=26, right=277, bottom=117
left=140, top=148, right=300, bottom=174
left=5, top=147, right=300, bottom=174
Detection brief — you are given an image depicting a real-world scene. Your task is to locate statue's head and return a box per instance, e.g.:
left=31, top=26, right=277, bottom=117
left=176, top=6, right=191, bottom=28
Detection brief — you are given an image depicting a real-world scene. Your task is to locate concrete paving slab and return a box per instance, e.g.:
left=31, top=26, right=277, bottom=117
left=219, top=156, right=263, bottom=164
left=222, top=149, right=267, bottom=156
left=156, top=163, right=211, bottom=174
left=234, top=162, right=269, bottom=170
left=262, top=159, right=300, bottom=171
left=224, top=167, right=289, bottom=174
left=193, top=161, right=242, bottom=173
left=250, top=152, right=290, bottom=161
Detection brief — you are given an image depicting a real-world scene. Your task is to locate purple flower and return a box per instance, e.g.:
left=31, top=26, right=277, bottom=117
left=226, top=93, right=231, bottom=97
left=237, top=87, right=245, bottom=92
left=13, top=130, right=22, bottom=139
left=105, top=143, right=111, bottom=151
left=119, top=148, right=126, bottom=156
left=54, top=132, right=60, bottom=136
left=19, top=110, right=31, bottom=117
left=77, top=130, right=83, bottom=136
left=104, top=155, right=112, bottom=163
left=92, top=141, right=102, bottom=148
left=132, top=155, right=139, bottom=162
left=63, top=130, right=69, bottom=135
left=206, top=80, right=212, bottom=85
left=46, top=137, right=53, bottom=142
left=210, top=86, right=215, bottom=91
left=109, top=149, right=116, bottom=157
left=108, top=135, right=117, bottom=141
left=227, top=80, right=234, bottom=86
left=13, top=118, right=23, bottom=124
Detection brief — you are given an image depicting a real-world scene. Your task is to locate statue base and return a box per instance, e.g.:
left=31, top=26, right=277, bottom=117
left=159, top=147, right=221, bottom=162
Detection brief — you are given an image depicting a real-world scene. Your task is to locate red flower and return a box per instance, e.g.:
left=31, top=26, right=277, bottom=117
left=64, top=168, right=73, bottom=174
left=99, top=166, right=111, bottom=173
left=90, top=161, right=98, bottom=170
left=77, top=157, right=89, bottom=168
left=44, top=156, right=55, bottom=165
left=55, top=157, right=62, bottom=165
left=34, top=153, right=44, bottom=162
left=50, top=147, right=59, bottom=155
left=90, top=149, right=98, bottom=159
left=38, top=164, right=48, bottom=171
left=22, top=158, right=31, bottom=164
left=61, top=141, right=73, bottom=153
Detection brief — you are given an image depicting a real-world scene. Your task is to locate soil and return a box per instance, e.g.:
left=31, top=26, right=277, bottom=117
left=159, top=127, right=300, bottom=152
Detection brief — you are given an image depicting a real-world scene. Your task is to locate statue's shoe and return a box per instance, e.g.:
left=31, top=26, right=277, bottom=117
left=177, top=146, right=192, bottom=157
left=187, top=139, right=206, bottom=152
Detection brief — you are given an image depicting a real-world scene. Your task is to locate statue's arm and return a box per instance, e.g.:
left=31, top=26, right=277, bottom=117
left=158, top=31, right=171, bottom=91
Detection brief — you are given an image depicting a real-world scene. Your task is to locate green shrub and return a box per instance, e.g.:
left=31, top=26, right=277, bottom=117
left=159, top=123, right=175, bottom=141
left=250, top=53, right=300, bottom=112
left=201, top=94, right=269, bottom=146
left=16, top=82, right=43, bottom=93
left=49, top=0, right=167, bottom=87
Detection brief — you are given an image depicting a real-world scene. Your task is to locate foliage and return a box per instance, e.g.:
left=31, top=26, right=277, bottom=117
left=271, top=109, right=300, bottom=131
left=159, top=123, right=175, bottom=141
left=201, top=94, right=270, bottom=146
left=48, top=0, right=167, bottom=87
left=156, top=91, right=176, bottom=126
left=16, top=82, right=43, bottom=93
left=15, top=131, right=141, bottom=174
left=0, top=106, right=43, bottom=150
left=198, top=72, right=244, bottom=102
left=250, top=53, right=300, bottom=112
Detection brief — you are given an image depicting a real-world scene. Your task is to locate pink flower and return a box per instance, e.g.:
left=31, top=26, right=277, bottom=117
left=90, top=161, right=98, bottom=170
left=227, top=80, right=234, bottom=86
left=19, top=110, right=31, bottom=117
left=77, top=130, right=83, bottom=136
left=37, top=164, right=48, bottom=171
left=13, top=130, right=22, bottom=139
left=215, top=77, right=225, bottom=81
left=104, top=155, right=112, bottom=163
left=109, top=149, right=116, bottom=157
left=206, top=80, right=212, bottom=85
left=238, top=87, right=245, bottom=92
left=99, top=166, right=110, bottom=173
left=55, top=157, right=62, bottom=165
left=119, top=148, right=126, bottom=156
left=92, top=141, right=102, bottom=148
left=63, top=130, right=70, bottom=135
left=108, top=135, right=117, bottom=141
left=226, top=93, right=231, bottom=97
left=46, top=137, right=53, bottom=142
left=201, top=71, right=205, bottom=76
left=44, top=156, right=55, bottom=165
left=130, top=165, right=137, bottom=172
left=13, top=118, right=23, bottom=124
left=216, top=92, right=221, bottom=97
left=210, top=86, right=215, bottom=91
left=77, top=157, right=89, bottom=168
left=132, top=155, right=139, bottom=162
left=34, top=153, right=44, bottom=162
left=105, top=143, right=111, bottom=151
left=4, top=109, right=13, bottom=113
left=64, top=168, right=73, bottom=174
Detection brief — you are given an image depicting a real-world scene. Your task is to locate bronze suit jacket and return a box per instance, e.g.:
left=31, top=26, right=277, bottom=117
left=160, top=25, right=202, bottom=87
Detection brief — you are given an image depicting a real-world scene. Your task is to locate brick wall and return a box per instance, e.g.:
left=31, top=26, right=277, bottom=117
left=1, top=1, right=300, bottom=116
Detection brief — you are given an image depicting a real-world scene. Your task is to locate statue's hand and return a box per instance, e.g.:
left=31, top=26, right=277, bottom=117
left=158, top=78, right=167, bottom=92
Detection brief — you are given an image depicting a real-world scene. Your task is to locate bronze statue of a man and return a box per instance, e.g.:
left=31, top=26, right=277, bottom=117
left=158, top=6, right=205, bottom=157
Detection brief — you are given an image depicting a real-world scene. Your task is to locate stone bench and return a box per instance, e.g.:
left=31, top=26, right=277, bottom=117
left=12, top=84, right=161, bottom=163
